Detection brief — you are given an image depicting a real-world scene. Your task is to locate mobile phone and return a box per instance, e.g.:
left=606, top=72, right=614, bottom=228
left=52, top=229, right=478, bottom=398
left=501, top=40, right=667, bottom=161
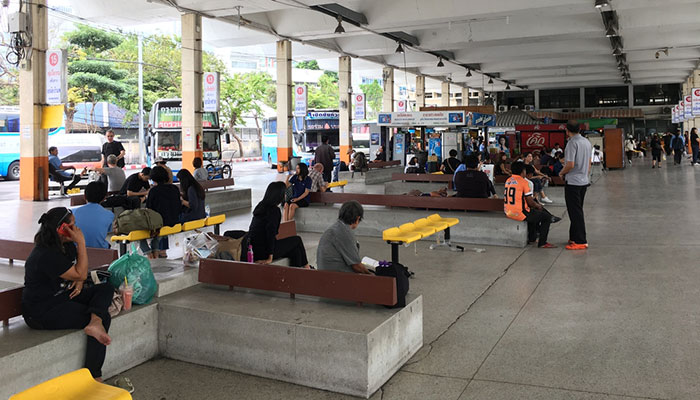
left=57, top=223, right=70, bottom=237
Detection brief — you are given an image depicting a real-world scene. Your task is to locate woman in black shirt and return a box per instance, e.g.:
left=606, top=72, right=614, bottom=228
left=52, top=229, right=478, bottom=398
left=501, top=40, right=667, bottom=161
left=140, top=166, right=182, bottom=258
left=249, top=182, right=311, bottom=268
left=177, top=169, right=206, bottom=222
left=22, top=207, right=114, bottom=380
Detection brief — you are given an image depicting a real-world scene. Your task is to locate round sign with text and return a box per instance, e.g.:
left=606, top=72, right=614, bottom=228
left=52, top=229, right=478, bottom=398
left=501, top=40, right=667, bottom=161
left=206, top=74, right=215, bottom=84
left=297, top=86, right=304, bottom=95
left=49, top=53, right=59, bottom=67
left=356, top=94, right=363, bottom=102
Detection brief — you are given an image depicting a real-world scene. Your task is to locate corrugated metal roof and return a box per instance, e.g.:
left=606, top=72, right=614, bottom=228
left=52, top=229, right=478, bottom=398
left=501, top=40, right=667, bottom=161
left=529, top=109, right=644, bottom=120
left=495, top=109, right=540, bottom=127
left=591, top=109, right=644, bottom=118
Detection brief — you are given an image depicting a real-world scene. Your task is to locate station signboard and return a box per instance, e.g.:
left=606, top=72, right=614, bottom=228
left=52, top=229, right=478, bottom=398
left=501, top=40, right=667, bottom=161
left=397, top=99, right=407, bottom=112
left=46, top=49, right=67, bottom=105
left=684, top=95, right=693, bottom=120
left=377, top=111, right=466, bottom=126
left=294, top=85, right=307, bottom=116
left=353, top=93, right=365, bottom=120
left=692, top=88, right=700, bottom=116
left=203, top=72, right=220, bottom=112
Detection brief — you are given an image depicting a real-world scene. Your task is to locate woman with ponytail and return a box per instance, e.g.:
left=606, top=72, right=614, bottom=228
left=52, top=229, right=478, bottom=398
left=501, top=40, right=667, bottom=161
left=22, top=207, right=114, bottom=381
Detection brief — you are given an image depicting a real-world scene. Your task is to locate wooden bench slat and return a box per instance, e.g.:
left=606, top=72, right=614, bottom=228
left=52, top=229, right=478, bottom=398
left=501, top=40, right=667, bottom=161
left=309, top=192, right=503, bottom=212
left=199, top=259, right=397, bottom=306
left=368, top=160, right=400, bottom=169
left=0, top=286, right=23, bottom=323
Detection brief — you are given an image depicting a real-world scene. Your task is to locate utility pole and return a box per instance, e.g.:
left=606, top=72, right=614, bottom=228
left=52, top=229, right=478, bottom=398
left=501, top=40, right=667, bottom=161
left=138, top=34, right=146, bottom=164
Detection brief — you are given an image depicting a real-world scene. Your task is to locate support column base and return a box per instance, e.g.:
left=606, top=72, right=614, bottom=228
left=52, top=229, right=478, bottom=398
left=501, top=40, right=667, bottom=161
left=19, top=156, right=48, bottom=201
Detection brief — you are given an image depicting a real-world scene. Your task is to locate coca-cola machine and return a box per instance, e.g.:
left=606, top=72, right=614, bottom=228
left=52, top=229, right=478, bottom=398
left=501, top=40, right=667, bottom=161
left=516, top=124, right=568, bottom=153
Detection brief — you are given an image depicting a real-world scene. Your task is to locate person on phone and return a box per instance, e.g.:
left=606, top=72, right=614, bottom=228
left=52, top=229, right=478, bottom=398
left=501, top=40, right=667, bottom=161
left=248, top=182, right=311, bottom=268
left=283, top=163, right=311, bottom=221
left=176, top=168, right=206, bottom=222
left=22, top=207, right=114, bottom=381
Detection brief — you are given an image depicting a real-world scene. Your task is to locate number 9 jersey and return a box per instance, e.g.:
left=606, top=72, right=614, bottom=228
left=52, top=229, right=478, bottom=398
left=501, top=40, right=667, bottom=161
left=503, top=175, right=532, bottom=221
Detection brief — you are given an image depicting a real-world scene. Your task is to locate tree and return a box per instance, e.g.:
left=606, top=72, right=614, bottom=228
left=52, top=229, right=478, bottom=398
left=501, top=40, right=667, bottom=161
left=359, top=80, right=383, bottom=119
left=296, top=60, right=320, bottom=70
left=307, top=73, right=339, bottom=109
left=219, top=72, right=275, bottom=156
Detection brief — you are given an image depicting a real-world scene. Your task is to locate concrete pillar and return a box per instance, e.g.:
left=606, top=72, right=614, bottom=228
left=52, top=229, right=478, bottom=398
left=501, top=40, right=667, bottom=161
left=382, top=67, right=394, bottom=112
left=275, top=40, right=293, bottom=163
left=534, top=89, right=540, bottom=110
left=477, top=89, right=485, bottom=106
left=461, top=87, right=470, bottom=107
left=339, top=56, right=352, bottom=164
left=19, top=0, right=48, bottom=200
left=181, top=13, right=203, bottom=172
left=441, top=82, right=451, bottom=106
left=579, top=87, right=586, bottom=110
left=415, top=75, right=425, bottom=110
left=692, top=70, right=700, bottom=129
left=628, top=84, right=634, bottom=109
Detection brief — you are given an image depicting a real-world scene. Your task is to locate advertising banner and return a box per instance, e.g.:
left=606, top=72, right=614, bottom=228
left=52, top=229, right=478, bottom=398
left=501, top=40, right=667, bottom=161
left=672, top=107, right=677, bottom=123
left=397, top=99, right=407, bottom=112
left=203, top=72, right=220, bottom=112
left=377, top=111, right=466, bottom=126
left=692, top=88, right=700, bottom=116
left=685, top=95, right=693, bottom=120
left=46, top=49, right=67, bottom=105
left=679, top=101, right=685, bottom=121
left=353, top=93, right=365, bottom=120
left=294, top=85, right=307, bottom=117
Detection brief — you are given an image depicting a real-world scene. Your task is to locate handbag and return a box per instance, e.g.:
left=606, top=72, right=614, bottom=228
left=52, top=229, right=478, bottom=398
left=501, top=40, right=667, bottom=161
left=375, top=262, right=411, bottom=308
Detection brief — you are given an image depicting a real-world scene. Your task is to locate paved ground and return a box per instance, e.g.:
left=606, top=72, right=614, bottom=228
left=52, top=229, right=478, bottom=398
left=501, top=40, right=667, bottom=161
left=5, top=157, right=700, bottom=399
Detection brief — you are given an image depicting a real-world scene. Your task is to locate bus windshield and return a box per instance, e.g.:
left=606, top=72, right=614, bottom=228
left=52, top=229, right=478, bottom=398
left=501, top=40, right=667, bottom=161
left=155, top=105, right=219, bottom=129
left=156, top=130, right=220, bottom=160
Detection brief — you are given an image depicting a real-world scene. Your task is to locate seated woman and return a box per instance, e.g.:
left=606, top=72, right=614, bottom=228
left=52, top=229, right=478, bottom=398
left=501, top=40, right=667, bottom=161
left=494, top=152, right=511, bottom=176
left=317, top=201, right=371, bottom=274
left=284, top=163, right=312, bottom=221
left=404, top=156, right=425, bottom=173
left=249, top=182, right=311, bottom=269
left=523, top=152, right=553, bottom=204
left=22, top=207, right=113, bottom=381
left=176, top=169, right=206, bottom=222
left=141, top=166, right=181, bottom=258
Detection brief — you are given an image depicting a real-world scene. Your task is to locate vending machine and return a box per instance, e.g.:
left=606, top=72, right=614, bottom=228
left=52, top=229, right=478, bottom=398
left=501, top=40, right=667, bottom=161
left=392, top=132, right=406, bottom=166
left=442, top=131, right=459, bottom=160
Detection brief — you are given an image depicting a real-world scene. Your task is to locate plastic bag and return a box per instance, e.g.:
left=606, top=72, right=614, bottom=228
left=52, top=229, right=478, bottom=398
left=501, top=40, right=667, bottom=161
left=108, top=244, right=158, bottom=305
left=184, top=232, right=219, bottom=267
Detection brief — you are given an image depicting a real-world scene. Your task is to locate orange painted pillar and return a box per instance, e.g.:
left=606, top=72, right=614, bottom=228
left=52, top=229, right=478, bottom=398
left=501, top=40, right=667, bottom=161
left=181, top=13, right=203, bottom=172
left=276, top=40, right=293, bottom=164
left=19, top=0, right=48, bottom=201
left=339, top=56, right=352, bottom=164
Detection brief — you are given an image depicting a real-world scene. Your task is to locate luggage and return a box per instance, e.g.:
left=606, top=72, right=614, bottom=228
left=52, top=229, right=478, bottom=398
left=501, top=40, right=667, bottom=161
left=102, top=194, right=141, bottom=210
left=108, top=245, right=158, bottom=305
left=208, top=233, right=246, bottom=261
left=114, top=208, right=164, bottom=234
left=375, top=262, right=410, bottom=308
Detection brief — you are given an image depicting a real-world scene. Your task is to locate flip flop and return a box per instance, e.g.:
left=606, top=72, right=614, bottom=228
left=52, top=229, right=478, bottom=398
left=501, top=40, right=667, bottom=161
left=113, top=377, right=135, bottom=393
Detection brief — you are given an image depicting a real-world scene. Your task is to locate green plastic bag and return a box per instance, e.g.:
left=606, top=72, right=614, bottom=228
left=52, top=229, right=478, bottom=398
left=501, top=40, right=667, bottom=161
left=108, top=245, right=158, bottom=305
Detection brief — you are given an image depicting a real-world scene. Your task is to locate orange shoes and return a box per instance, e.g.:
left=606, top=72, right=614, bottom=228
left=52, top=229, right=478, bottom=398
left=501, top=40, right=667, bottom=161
left=565, top=242, right=588, bottom=250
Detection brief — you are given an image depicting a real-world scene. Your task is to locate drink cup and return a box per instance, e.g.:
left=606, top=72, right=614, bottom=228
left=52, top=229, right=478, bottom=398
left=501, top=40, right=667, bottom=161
left=121, top=285, right=133, bottom=311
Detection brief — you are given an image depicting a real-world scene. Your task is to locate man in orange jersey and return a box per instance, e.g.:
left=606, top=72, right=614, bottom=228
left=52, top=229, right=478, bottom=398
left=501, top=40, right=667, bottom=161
left=504, top=161, right=556, bottom=248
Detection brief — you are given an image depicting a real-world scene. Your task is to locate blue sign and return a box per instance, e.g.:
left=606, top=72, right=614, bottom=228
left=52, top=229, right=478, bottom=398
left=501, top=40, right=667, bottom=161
left=470, top=112, right=496, bottom=127
left=378, top=113, right=392, bottom=124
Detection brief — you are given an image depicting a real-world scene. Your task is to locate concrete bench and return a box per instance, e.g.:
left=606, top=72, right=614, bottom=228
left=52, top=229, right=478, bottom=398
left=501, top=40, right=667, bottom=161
left=309, top=191, right=504, bottom=212
left=158, top=284, right=422, bottom=398
left=340, top=165, right=404, bottom=185
left=495, top=174, right=565, bottom=186
left=391, top=172, right=454, bottom=188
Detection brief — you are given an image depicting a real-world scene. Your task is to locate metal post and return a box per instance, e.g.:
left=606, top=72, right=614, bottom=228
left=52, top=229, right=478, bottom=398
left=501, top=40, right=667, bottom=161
left=138, top=34, right=145, bottom=165
left=391, top=243, right=399, bottom=265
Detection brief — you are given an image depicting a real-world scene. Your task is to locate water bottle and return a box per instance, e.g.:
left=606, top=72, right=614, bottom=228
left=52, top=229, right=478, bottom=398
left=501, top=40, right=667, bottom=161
left=247, top=245, right=254, bottom=263
left=205, top=204, right=210, bottom=217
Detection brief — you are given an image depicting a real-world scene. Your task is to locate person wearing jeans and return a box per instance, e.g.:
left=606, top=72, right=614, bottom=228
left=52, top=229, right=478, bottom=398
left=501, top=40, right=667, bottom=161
left=559, top=122, right=592, bottom=250
left=690, top=128, right=699, bottom=166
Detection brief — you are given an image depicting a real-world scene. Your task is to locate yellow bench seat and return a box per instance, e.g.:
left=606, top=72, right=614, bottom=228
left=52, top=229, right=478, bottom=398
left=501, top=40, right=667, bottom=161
left=205, top=214, right=226, bottom=226
left=327, top=180, right=348, bottom=188
left=182, top=218, right=206, bottom=231
left=382, top=227, right=422, bottom=244
left=399, top=222, right=436, bottom=237
left=10, top=368, right=131, bottom=400
left=428, top=213, right=459, bottom=227
left=111, top=224, right=182, bottom=242
left=415, top=217, right=449, bottom=232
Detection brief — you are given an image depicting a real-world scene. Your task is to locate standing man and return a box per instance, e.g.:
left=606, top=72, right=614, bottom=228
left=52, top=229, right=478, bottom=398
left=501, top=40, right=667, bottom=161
left=314, top=136, right=335, bottom=183
left=671, top=130, right=684, bottom=165
left=690, top=128, right=699, bottom=166
left=101, top=129, right=126, bottom=168
left=559, top=121, right=592, bottom=250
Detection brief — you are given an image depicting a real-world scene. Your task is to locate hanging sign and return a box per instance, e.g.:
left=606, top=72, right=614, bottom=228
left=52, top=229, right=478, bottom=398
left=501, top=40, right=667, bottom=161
left=377, top=111, right=466, bottom=126
left=397, top=99, right=407, bottom=112
left=353, top=93, right=365, bottom=120
left=684, top=95, right=693, bottom=120
left=45, top=49, right=67, bottom=105
left=672, top=107, right=677, bottom=123
left=203, top=72, right=220, bottom=112
left=691, top=88, right=700, bottom=116
left=294, top=85, right=307, bottom=116
left=679, top=102, right=685, bottom=121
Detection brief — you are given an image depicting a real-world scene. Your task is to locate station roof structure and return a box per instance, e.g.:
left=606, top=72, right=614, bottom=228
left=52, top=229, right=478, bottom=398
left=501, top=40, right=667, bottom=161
left=69, top=0, right=700, bottom=91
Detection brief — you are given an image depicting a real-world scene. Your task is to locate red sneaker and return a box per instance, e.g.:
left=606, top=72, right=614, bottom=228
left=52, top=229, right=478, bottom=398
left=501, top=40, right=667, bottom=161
left=538, top=243, right=557, bottom=248
left=565, top=243, right=588, bottom=250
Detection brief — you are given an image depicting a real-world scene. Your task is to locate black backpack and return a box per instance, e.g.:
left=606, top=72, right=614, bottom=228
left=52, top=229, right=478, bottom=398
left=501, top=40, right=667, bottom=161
left=673, top=137, right=684, bottom=150
left=375, top=262, right=410, bottom=308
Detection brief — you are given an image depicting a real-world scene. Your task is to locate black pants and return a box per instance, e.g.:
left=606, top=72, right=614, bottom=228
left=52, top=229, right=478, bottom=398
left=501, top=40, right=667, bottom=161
left=674, top=148, right=683, bottom=164
left=692, top=146, right=699, bottom=164
left=565, top=184, right=588, bottom=244
left=652, top=151, right=661, bottom=163
left=53, top=173, right=81, bottom=190
left=524, top=209, right=551, bottom=247
left=322, top=167, right=332, bottom=183
left=23, top=283, right=114, bottom=378
left=273, top=235, right=309, bottom=267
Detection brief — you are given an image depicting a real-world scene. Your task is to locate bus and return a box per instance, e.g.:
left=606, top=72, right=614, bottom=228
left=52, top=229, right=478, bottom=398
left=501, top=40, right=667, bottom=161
left=0, top=107, right=104, bottom=180
left=148, top=98, right=224, bottom=171
left=261, top=115, right=311, bottom=167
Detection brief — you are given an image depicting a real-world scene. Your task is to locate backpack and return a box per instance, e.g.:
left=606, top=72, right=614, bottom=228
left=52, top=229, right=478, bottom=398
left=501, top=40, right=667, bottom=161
left=353, top=152, right=368, bottom=171
left=114, top=209, right=164, bottom=234
left=375, top=262, right=411, bottom=308
left=673, top=137, right=684, bottom=150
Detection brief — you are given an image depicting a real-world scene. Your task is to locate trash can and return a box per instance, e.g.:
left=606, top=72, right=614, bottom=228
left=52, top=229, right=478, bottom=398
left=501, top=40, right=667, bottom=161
left=289, top=156, right=302, bottom=171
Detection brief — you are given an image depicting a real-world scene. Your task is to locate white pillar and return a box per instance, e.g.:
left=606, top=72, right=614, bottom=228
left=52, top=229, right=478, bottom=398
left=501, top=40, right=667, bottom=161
left=534, top=89, right=540, bottom=110
left=382, top=67, right=394, bottom=112
left=415, top=75, right=425, bottom=110
left=276, top=40, right=293, bottom=163
left=441, top=82, right=451, bottom=106
left=339, top=56, right=352, bottom=163
left=181, top=13, right=203, bottom=171
left=461, top=87, right=470, bottom=107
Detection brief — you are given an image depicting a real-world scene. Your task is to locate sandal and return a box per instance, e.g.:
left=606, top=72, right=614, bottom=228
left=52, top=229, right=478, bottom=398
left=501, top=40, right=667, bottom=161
left=113, top=377, right=135, bottom=393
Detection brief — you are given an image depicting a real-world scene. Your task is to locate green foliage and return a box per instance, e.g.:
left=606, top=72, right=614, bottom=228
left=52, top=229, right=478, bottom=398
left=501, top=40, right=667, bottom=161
left=64, top=25, right=122, bottom=54
left=296, top=60, right=320, bottom=70
left=308, top=73, right=339, bottom=109
left=68, top=72, right=129, bottom=100
left=68, top=59, right=128, bottom=80
left=359, top=80, right=383, bottom=118
left=0, top=84, right=18, bottom=105
left=220, top=72, right=274, bottom=128
left=323, top=70, right=338, bottom=81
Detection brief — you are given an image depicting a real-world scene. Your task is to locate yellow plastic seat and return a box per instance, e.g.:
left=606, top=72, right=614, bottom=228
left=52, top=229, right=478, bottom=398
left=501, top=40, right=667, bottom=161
left=205, top=214, right=226, bottom=226
left=428, top=213, right=459, bottom=227
left=327, top=180, right=348, bottom=188
left=110, top=230, right=150, bottom=242
left=10, top=368, right=132, bottom=400
left=431, top=171, right=444, bottom=175
left=400, top=222, right=435, bottom=238
left=182, top=218, right=206, bottom=231
left=415, top=217, right=448, bottom=232
left=382, top=227, right=422, bottom=244
left=158, top=224, right=182, bottom=237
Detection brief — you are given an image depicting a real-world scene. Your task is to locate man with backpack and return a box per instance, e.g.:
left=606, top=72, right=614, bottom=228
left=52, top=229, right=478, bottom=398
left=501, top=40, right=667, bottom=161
left=671, top=130, right=685, bottom=165
left=314, top=136, right=335, bottom=183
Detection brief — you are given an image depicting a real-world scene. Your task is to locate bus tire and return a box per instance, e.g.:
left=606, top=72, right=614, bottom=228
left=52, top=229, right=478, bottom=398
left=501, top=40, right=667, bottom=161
left=7, top=161, right=19, bottom=180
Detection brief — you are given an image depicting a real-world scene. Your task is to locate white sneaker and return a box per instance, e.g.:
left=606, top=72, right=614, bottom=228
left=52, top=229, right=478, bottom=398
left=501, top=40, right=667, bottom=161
left=541, top=197, right=553, bottom=204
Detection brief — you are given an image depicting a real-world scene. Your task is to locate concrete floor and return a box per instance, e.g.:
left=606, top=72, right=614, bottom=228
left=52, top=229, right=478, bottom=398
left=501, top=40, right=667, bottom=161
left=5, top=159, right=700, bottom=399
